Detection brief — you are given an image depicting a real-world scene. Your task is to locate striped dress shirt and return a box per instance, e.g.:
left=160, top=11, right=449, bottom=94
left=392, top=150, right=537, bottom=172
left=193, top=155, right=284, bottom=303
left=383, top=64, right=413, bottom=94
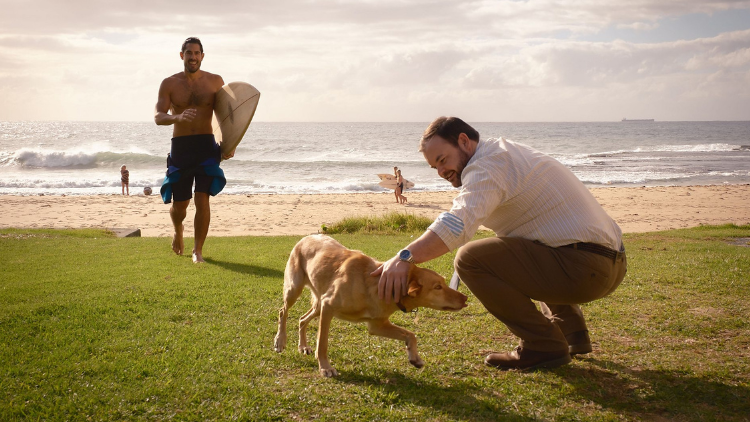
left=428, top=137, right=623, bottom=252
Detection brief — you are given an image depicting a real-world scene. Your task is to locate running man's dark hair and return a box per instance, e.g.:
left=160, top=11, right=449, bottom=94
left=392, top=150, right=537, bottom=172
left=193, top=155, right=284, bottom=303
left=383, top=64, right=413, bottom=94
left=419, top=116, right=480, bottom=151
left=182, top=37, right=203, bottom=53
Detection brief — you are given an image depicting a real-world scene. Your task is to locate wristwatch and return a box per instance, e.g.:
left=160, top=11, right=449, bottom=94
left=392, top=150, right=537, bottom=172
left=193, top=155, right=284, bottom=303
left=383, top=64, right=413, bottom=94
left=397, top=249, right=414, bottom=264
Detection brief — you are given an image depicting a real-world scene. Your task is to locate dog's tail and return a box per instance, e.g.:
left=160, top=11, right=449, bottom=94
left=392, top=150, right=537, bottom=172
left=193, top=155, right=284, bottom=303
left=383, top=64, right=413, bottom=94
left=284, top=240, right=306, bottom=291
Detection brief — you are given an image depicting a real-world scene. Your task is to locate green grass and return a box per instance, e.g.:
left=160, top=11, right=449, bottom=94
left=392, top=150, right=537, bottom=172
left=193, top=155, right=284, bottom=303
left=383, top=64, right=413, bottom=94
left=1, top=224, right=749, bottom=421
left=321, top=212, right=433, bottom=234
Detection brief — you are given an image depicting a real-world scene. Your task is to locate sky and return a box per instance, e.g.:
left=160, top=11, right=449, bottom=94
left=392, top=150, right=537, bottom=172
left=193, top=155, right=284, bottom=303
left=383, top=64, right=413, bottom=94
left=1, top=0, right=749, bottom=122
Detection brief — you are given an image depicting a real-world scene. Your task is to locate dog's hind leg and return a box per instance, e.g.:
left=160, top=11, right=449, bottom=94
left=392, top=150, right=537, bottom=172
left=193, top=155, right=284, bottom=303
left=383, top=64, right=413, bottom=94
left=367, top=319, right=425, bottom=369
left=274, top=255, right=309, bottom=353
left=316, top=300, right=338, bottom=377
left=274, top=303, right=291, bottom=353
left=297, top=299, right=319, bottom=355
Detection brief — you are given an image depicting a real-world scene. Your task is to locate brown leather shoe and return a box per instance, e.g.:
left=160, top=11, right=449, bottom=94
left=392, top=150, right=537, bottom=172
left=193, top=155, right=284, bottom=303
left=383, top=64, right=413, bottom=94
left=565, top=330, right=593, bottom=356
left=484, top=346, right=572, bottom=371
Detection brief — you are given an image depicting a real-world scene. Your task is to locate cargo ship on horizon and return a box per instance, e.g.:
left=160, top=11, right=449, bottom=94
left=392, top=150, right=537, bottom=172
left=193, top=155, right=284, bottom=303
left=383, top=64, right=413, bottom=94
left=622, top=118, right=655, bottom=122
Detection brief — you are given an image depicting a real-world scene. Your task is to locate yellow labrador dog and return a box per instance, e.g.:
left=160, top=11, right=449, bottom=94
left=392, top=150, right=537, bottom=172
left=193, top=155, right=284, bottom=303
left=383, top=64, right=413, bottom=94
left=273, top=235, right=468, bottom=377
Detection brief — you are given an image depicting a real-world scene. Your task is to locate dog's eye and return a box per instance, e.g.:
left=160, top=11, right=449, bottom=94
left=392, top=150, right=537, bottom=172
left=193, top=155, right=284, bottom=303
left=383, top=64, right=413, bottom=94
left=435, top=285, right=442, bottom=290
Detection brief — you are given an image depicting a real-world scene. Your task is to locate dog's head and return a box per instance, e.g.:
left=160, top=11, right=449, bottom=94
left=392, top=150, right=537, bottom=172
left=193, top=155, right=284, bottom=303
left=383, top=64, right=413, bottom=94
left=403, top=266, right=468, bottom=312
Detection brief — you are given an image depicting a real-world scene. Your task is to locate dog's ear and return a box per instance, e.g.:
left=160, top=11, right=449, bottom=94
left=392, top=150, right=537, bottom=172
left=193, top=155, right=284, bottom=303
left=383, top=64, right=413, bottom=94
left=407, top=268, right=422, bottom=297
left=407, top=279, right=422, bottom=297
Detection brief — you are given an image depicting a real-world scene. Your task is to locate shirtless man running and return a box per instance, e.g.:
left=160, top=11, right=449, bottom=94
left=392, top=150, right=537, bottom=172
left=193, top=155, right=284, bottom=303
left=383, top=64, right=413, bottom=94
left=154, top=37, right=232, bottom=263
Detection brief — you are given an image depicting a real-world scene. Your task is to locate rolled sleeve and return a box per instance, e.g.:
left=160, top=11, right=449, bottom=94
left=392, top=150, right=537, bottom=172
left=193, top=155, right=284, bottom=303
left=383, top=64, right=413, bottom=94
left=428, top=212, right=467, bottom=251
left=428, top=162, right=504, bottom=251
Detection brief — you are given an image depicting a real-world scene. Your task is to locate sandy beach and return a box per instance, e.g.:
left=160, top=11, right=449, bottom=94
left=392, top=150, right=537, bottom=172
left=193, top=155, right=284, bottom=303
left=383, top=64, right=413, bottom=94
left=1, top=185, right=749, bottom=237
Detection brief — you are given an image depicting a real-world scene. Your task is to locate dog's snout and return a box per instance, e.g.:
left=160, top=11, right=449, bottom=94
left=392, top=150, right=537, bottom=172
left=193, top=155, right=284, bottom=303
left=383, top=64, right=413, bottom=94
left=448, top=290, right=469, bottom=310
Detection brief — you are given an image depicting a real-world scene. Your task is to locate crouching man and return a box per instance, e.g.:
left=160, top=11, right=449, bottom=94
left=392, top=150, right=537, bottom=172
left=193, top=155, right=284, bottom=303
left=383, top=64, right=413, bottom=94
left=373, top=116, right=627, bottom=371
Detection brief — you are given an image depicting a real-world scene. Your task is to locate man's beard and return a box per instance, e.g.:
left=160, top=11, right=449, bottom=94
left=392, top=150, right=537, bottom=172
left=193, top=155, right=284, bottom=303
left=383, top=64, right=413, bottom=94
left=450, top=148, right=470, bottom=187
left=185, top=62, right=200, bottom=73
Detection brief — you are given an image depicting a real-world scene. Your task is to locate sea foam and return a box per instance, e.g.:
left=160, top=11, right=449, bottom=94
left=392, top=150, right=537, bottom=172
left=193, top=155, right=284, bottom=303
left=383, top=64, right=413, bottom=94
left=15, top=149, right=98, bottom=168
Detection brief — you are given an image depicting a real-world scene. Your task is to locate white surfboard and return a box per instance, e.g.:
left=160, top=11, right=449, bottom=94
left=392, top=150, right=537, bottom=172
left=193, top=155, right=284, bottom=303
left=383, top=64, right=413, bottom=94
left=378, top=173, right=395, bottom=181
left=212, top=82, right=260, bottom=157
left=377, top=173, right=415, bottom=190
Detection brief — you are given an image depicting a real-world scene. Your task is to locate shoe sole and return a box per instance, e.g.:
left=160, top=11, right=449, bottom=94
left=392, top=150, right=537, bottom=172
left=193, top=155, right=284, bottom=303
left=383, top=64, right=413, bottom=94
left=569, top=344, right=593, bottom=356
left=522, top=354, right=573, bottom=371
left=485, top=354, right=573, bottom=371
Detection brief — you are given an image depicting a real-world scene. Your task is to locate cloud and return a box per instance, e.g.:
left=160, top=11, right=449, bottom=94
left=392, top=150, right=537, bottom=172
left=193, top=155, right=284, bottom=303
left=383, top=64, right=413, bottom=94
left=617, top=22, right=659, bottom=31
left=459, top=29, right=750, bottom=90
left=4, top=0, right=749, bottom=37
left=463, top=0, right=750, bottom=37
left=1, top=1, right=749, bottom=121
left=330, top=49, right=470, bottom=89
left=0, top=35, right=79, bottom=56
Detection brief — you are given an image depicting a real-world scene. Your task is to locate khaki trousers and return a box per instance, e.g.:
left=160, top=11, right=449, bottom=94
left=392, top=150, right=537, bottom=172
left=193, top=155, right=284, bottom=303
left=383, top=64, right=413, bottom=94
left=454, top=237, right=627, bottom=352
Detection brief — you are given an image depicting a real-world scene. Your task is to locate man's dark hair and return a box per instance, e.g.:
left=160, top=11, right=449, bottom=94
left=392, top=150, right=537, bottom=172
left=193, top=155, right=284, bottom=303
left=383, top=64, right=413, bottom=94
left=182, top=37, right=203, bottom=53
left=419, top=116, right=480, bottom=151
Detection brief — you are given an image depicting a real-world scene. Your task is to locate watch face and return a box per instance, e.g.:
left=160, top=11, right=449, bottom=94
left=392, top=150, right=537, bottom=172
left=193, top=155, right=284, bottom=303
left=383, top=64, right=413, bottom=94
left=399, top=250, right=411, bottom=260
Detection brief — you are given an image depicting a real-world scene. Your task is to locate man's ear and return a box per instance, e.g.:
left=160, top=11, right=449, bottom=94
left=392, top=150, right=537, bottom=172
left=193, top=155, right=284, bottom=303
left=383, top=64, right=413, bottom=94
left=458, top=132, right=476, bottom=157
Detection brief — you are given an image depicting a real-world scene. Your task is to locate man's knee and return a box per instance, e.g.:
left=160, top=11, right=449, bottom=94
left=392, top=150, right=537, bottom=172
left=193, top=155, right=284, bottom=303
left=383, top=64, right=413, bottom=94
left=455, top=237, right=525, bottom=285
left=454, top=244, right=472, bottom=274
left=193, top=192, right=210, bottom=205
left=454, top=239, right=490, bottom=279
left=171, top=199, right=190, bottom=212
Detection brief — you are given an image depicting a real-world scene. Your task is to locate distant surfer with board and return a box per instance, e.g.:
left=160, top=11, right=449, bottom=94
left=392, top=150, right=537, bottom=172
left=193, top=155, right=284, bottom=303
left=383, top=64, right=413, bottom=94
left=377, top=170, right=415, bottom=200
left=396, top=169, right=407, bottom=204
left=154, top=37, right=232, bottom=264
left=393, top=166, right=404, bottom=204
left=389, top=166, right=407, bottom=204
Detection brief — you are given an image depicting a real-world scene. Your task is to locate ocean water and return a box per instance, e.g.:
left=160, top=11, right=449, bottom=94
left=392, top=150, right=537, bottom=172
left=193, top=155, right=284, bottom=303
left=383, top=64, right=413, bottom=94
left=1, top=121, right=749, bottom=196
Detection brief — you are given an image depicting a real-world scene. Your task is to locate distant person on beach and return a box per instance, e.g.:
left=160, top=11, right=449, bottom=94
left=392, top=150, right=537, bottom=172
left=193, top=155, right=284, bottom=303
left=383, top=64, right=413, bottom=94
left=120, top=165, right=129, bottom=196
left=393, top=166, right=401, bottom=204
left=373, top=116, right=627, bottom=371
left=154, top=37, right=233, bottom=264
left=396, top=169, right=407, bottom=204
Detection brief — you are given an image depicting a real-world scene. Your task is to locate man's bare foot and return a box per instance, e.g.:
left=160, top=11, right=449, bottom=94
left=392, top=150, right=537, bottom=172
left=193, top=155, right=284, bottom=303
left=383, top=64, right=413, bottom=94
left=172, top=225, right=184, bottom=255
left=192, top=250, right=205, bottom=263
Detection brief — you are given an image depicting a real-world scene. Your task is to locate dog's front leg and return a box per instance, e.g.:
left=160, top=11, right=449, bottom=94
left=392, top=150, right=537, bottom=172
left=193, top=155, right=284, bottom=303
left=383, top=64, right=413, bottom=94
left=367, top=319, right=424, bottom=368
left=316, top=301, right=338, bottom=377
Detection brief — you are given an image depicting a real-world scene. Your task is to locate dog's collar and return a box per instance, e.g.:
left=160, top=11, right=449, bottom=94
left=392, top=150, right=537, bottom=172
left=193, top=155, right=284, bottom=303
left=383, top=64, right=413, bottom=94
left=396, top=301, right=408, bottom=313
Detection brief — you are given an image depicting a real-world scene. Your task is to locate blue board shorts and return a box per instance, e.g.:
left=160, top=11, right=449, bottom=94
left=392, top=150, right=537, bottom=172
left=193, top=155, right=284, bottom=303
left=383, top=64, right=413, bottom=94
left=165, top=134, right=222, bottom=202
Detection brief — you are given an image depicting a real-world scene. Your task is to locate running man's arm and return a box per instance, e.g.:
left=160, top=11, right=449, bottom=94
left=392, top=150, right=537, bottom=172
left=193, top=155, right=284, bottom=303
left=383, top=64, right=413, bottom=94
left=154, top=79, right=196, bottom=126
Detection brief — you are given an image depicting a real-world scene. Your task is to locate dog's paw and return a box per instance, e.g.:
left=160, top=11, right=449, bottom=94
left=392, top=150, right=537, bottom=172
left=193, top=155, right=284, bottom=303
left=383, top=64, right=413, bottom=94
left=273, top=336, right=286, bottom=353
left=299, top=346, right=314, bottom=355
left=319, top=367, right=339, bottom=377
left=410, top=357, right=425, bottom=369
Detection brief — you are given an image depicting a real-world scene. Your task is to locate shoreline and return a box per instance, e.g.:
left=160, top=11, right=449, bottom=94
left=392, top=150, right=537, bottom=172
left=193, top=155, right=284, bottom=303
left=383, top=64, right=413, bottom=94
left=1, top=184, right=749, bottom=237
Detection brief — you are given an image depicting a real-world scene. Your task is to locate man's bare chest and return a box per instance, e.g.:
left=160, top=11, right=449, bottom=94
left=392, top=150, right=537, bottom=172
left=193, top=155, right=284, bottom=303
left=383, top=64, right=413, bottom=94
left=170, top=82, right=216, bottom=110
